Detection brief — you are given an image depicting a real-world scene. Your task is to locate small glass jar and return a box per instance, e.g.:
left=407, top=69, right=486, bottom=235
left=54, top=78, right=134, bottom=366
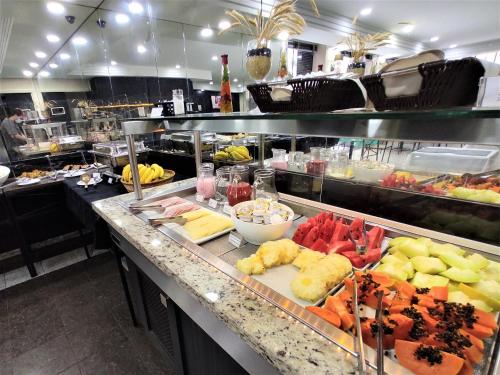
left=226, top=165, right=252, bottom=206
left=288, top=151, right=305, bottom=172
left=270, top=148, right=288, bottom=170
left=215, top=166, right=232, bottom=202
left=327, top=148, right=351, bottom=178
left=252, top=168, right=278, bottom=201
left=306, top=147, right=326, bottom=175
left=196, top=163, right=215, bottom=199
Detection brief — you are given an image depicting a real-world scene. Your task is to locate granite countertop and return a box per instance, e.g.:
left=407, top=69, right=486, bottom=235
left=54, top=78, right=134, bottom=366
left=92, top=178, right=357, bottom=375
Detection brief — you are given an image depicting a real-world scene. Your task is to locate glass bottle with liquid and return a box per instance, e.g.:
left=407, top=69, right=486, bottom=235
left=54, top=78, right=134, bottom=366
left=220, top=54, right=233, bottom=113
left=226, top=165, right=252, bottom=206
left=196, top=163, right=215, bottom=199
left=252, top=168, right=278, bottom=201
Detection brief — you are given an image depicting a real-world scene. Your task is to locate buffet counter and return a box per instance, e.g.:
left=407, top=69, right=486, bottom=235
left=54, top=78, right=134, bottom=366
left=92, top=178, right=357, bottom=375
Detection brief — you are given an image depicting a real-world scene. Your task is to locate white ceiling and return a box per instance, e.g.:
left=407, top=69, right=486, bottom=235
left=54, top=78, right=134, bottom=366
left=0, top=0, right=498, bottom=83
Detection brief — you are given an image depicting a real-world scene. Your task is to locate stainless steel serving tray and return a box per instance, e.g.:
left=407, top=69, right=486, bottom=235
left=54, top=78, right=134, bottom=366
left=122, top=183, right=499, bottom=374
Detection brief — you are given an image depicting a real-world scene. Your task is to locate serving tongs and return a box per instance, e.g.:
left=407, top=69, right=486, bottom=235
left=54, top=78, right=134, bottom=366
left=374, top=290, right=385, bottom=375
left=352, top=277, right=367, bottom=374
left=348, top=220, right=368, bottom=256
left=129, top=205, right=165, bottom=214
left=148, top=216, right=187, bottom=227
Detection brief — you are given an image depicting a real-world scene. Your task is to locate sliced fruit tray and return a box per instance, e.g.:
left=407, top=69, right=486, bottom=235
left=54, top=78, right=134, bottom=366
left=306, top=236, right=500, bottom=375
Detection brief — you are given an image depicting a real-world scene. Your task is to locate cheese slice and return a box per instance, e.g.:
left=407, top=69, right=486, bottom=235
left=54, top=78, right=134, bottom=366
left=183, top=214, right=234, bottom=240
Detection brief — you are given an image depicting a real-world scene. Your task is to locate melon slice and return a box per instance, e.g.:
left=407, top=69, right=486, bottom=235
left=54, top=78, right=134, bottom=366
left=440, top=267, right=480, bottom=283
left=411, top=256, right=447, bottom=274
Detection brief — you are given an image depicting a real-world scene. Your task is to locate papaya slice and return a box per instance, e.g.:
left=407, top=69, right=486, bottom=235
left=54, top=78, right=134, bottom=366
left=459, top=329, right=484, bottom=352
left=363, top=287, right=392, bottom=309
left=417, top=294, right=438, bottom=309
left=361, top=314, right=413, bottom=350
left=324, top=296, right=354, bottom=331
left=368, top=270, right=396, bottom=288
left=394, top=340, right=465, bottom=375
left=429, top=286, right=448, bottom=301
left=458, top=359, right=473, bottom=375
left=395, top=280, right=416, bottom=297
left=306, top=306, right=341, bottom=327
left=462, top=323, right=494, bottom=340
left=473, top=308, right=498, bottom=330
left=464, top=343, right=483, bottom=365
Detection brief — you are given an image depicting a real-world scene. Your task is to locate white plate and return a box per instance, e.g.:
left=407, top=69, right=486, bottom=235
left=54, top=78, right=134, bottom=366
left=77, top=178, right=102, bottom=186
left=64, top=170, right=86, bottom=178
left=17, top=178, right=41, bottom=186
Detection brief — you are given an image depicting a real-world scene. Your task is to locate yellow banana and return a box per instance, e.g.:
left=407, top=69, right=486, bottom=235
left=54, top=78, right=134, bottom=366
left=122, top=165, right=131, bottom=182
left=144, top=168, right=155, bottom=183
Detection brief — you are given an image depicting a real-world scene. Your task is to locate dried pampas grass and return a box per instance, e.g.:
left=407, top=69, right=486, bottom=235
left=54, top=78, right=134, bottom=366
left=339, top=18, right=391, bottom=62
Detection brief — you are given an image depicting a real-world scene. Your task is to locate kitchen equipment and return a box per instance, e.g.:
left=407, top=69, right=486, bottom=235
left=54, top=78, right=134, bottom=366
left=57, top=135, right=85, bottom=151
left=215, top=166, right=232, bottom=202
left=196, top=163, right=216, bottom=199
left=252, top=168, right=278, bottom=201
left=352, top=160, right=394, bottom=183
left=230, top=200, right=294, bottom=245
left=172, top=89, right=185, bottom=115
left=91, top=140, right=148, bottom=167
left=227, top=165, right=252, bottom=206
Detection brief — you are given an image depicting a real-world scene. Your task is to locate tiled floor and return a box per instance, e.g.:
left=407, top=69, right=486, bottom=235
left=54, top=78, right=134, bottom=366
left=0, top=252, right=175, bottom=375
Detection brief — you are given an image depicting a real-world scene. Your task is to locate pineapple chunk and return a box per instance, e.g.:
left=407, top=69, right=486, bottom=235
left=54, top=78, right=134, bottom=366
left=256, top=241, right=283, bottom=268
left=290, top=274, right=329, bottom=302
left=292, top=249, right=325, bottom=271
left=236, top=254, right=265, bottom=275
left=276, top=239, right=300, bottom=264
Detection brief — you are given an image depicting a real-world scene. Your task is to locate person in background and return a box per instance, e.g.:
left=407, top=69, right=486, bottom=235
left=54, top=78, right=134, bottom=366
left=0, top=108, right=27, bottom=161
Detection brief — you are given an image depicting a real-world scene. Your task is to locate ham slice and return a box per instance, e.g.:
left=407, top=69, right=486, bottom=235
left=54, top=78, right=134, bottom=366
left=163, top=202, right=199, bottom=218
left=148, top=196, right=185, bottom=208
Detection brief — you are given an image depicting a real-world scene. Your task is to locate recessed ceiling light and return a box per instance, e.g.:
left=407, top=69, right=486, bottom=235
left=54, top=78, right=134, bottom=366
left=430, top=36, right=439, bottom=42
left=211, top=55, right=218, bottom=61
left=46, top=1, right=65, bottom=15
left=111, top=60, right=117, bottom=66
left=128, top=2, right=144, bottom=14
left=360, top=8, right=372, bottom=16
left=115, top=13, right=130, bottom=24
left=200, top=89, right=204, bottom=92
left=35, top=51, right=47, bottom=58
left=39, top=70, right=50, bottom=77
left=218, top=20, right=231, bottom=30
left=200, top=28, right=213, bottom=37
left=449, top=44, right=458, bottom=48
left=29, top=62, right=39, bottom=68
left=401, top=24, right=415, bottom=33
left=49, top=63, right=58, bottom=69
left=46, top=34, right=60, bottom=43
left=22, top=70, right=33, bottom=77
left=297, top=55, right=302, bottom=60
left=72, top=37, right=87, bottom=46
left=277, top=31, right=289, bottom=41
left=209, top=81, right=213, bottom=85
left=60, top=53, right=70, bottom=60
left=233, top=78, right=238, bottom=82
left=238, top=84, right=242, bottom=88
left=137, top=44, right=147, bottom=54
left=175, top=64, right=181, bottom=69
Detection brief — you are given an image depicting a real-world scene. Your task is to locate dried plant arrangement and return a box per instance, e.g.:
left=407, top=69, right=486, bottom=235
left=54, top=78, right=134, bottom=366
left=339, top=18, right=392, bottom=62
left=221, top=0, right=318, bottom=48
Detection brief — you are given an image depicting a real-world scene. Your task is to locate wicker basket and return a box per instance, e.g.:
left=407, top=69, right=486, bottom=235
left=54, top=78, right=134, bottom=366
left=360, top=58, right=485, bottom=111
left=121, top=170, right=175, bottom=192
left=247, top=77, right=365, bottom=113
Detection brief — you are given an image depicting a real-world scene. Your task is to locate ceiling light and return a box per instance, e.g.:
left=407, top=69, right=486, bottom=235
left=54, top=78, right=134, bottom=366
left=238, top=84, right=242, bottom=88
left=218, top=20, right=231, bottom=30
left=29, top=62, right=39, bottom=68
left=46, top=34, right=60, bottom=43
left=209, top=81, right=213, bottom=85
left=72, top=37, right=87, bottom=46
left=175, top=64, right=181, bottom=69
left=60, top=53, right=70, bottom=60
left=46, top=1, right=65, bottom=15
left=49, top=63, right=58, bottom=69
left=115, top=13, right=130, bottom=24
left=233, top=78, right=238, bottom=82
left=200, top=28, right=213, bottom=37
left=277, top=31, right=289, bottom=41
left=137, top=44, right=146, bottom=54
left=111, top=60, right=117, bottom=66
left=39, top=70, right=50, bottom=77
left=211, top=55, right=218, bottom=61
left=360, top=8, right=372, bottom=16
left=22, top=70, right=33, bottom=77
left=449, top=44, right=458, bottom=48
left=401, top=24, right=415, bottom=33
left=430, top=36, right=439, bottom=42
left=35, top=51, right=47, bottom=58
left=128, top=2, right=144, bottom=14
left=297, top=55, right=302, bottom=60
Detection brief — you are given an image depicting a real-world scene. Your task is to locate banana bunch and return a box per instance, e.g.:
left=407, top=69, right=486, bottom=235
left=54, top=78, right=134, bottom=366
left=213, top=145, right=250, bottom=161
left=122, top=163, right=165, bottom=184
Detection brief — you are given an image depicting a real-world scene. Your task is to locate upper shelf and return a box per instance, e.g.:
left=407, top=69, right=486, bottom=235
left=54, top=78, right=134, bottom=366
left=125, top=108, right=500, bottom=145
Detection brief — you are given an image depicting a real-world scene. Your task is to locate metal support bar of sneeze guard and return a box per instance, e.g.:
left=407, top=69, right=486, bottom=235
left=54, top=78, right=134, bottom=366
left=258, top=134, right=265, bottom=167
left=193, top=130, right=202, bottom=176
left=122, top=119, right=166, bottom=201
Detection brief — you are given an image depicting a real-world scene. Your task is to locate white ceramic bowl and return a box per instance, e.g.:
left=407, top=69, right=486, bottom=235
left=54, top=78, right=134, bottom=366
left=231, top=201, right=294, bottom=245
left=0, top=165, right=10, bottom=186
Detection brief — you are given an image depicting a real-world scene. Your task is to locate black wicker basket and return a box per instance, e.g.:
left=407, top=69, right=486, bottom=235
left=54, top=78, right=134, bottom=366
left=360, top=57, right=485, bottom=111
left=247, top=77, right=366, bottom=113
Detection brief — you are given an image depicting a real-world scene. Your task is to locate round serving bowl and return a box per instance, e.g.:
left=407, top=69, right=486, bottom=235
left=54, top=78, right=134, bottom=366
left=230, top=200, right=294, bottom=245
left=0, top=165, right=10, bottom=186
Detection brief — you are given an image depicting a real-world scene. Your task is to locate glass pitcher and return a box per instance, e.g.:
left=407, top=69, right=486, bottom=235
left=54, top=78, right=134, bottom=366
left=288, top=151, right=305, bottom=172
left=306, top=147, right=326, bottom=175
left=215, top=166, right=232, bottom=202
left=270, top=148, right=288, bottom=170
left=196, top=163, right=215, bottom=199
left=253, top=168, right=278, bottom=201
left=226, top=165, right=252, bottom=206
